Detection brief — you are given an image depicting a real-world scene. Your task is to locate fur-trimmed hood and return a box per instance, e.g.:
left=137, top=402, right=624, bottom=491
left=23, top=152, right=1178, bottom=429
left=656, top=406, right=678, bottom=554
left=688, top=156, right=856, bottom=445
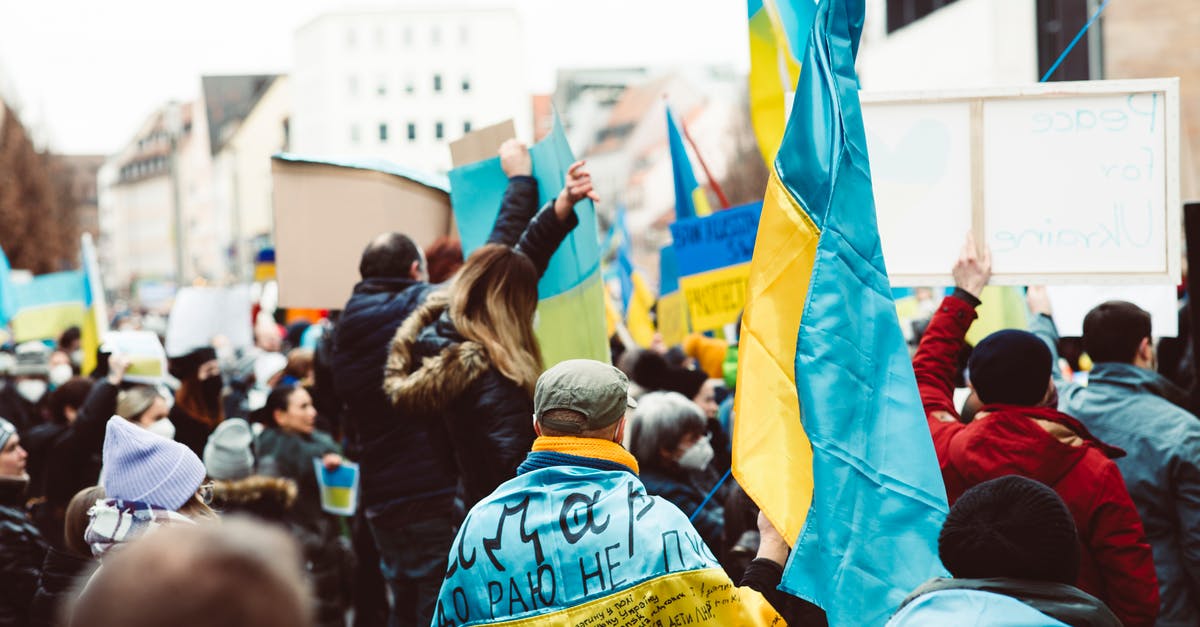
left=383, top=293, right=493, bottom=416
left=210, top=476, right=297, bottom=511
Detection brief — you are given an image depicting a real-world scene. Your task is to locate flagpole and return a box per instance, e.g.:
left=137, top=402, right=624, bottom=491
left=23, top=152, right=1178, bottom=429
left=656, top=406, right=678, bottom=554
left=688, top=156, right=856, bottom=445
left=680, top=120, right=733, bottom=210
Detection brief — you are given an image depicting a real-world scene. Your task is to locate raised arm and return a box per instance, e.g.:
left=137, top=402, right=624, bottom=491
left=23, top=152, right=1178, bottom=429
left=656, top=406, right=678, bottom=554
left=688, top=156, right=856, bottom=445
left=1026, top=286, right=1068, bottom=387
left=913, top=234, right=990, bottom=420
left=515, top=160, right=598, bottom=277
left=486, top=140, right=541, bottom=247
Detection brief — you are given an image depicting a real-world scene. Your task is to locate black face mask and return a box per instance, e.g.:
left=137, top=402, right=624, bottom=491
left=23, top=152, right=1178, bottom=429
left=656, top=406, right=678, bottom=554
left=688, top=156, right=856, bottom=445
left=201, top=376, right=224, bottom=412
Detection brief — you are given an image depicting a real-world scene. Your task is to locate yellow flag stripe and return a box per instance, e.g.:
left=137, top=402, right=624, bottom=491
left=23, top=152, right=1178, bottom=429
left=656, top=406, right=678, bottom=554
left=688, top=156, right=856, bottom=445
left=733, top=170, right=821, bottom=544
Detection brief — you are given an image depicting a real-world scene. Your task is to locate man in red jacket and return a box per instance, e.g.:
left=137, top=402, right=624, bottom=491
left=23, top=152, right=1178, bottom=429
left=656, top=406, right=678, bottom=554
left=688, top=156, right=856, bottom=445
left=913, top=235, right=1158, bottom=627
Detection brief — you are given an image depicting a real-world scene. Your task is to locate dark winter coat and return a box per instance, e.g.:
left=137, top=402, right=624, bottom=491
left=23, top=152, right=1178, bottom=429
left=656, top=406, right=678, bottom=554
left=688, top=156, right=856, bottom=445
left=331, top=176, right=540, bottom=513
left=29, top=546, right=92, bottom=627
left=255, top=427, right=342, bottom=536
left=383, top=202, right=580, bottom=510
left=35, top=380, right=117, bottom=547
left=0, top=479, right=48, bottom=627
left=915, top=294, right=1159, bottom=627
left=1033, top=314, right=1200, bottom=627
left=640, top=465, right=725, bottom=556
left=169, top=404, right=215, bottom=459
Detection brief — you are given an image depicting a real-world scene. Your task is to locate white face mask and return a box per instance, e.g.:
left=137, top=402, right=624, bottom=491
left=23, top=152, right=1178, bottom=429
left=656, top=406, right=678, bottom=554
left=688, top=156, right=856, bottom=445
left=677, top=435, right=714, bottom=471
left=49, top=364, right=74, bottom=388
left=147, top=418, right=176, bottom=440
left=16, top=379, right=47, bottom=404
left=71, top=350, right=84, bottom=366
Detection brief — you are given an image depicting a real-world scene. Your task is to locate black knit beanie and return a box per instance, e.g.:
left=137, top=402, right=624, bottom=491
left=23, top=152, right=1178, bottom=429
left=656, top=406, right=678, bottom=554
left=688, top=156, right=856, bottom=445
left=967, top=330, right=1052, bottom=406
left=939, top=475, right=1080, bottom=584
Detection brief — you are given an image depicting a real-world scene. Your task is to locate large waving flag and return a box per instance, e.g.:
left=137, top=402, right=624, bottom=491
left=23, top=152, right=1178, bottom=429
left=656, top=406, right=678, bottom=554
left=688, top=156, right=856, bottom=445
left=732, top=0, right=948, bottom=623
left=9, top=270, right=87, bottom=343
left=448, top=115, right=608, bottom=367
left=656, top=245, right=689, bottom=347
left=666, top=107, right=714, bottom=220
left=747, top=0, right=817, bottom=166
left=81, top=233, right=110, bottom=375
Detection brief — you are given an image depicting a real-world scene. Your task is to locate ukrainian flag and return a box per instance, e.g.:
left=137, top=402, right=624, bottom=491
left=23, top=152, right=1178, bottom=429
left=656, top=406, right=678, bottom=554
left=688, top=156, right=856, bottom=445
left=747, top=0, right=816, bottom=167
left=81, top=233, right=110, bottom=375
left=656, top=245, right=689, bottom=347
left=613, top=208, right=656, bottom=347
left=732, top=0, right=948, bottom=623
left=10, top=271, right=87, bottom=344
left=666, top=107, right=713, bottom=220
left=0, top=244, right=16, bottom=327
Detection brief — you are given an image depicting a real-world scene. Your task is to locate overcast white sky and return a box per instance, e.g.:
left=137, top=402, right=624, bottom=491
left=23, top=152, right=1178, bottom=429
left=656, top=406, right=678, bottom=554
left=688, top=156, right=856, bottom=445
left=0, top=0, right=749, bottom=155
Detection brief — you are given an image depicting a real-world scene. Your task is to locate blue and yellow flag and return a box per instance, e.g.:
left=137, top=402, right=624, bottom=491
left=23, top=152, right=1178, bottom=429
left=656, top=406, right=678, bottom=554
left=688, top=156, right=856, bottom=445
left=448, top=115, right=608, bottom=367
left=0, top=244, right=16, bottom=327
left=656, top=245, right=689, bottom=347
left=613, top=208, right=656, bottom=347
left=434, top=462, right=783, bottom=625
left=81, top=233, right=110, bottom=375
left=666, top=107, right=713, bottom=220
left=10, top=270, right=87, bottom=344
left=747, top=0, right=817, bottom=166
left=670, top=202, right=762, bottom=332
left=732, top=0, right=948, bottom=623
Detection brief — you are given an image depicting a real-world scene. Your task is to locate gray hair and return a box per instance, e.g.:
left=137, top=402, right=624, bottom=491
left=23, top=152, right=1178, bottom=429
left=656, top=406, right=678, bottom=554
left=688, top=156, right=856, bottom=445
left=625, top=391, right=706, bottom=472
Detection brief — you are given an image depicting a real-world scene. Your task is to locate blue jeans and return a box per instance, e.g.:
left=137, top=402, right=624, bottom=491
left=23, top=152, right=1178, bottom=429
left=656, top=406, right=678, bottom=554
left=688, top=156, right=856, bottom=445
left=367, top=504, right=457, bottom=627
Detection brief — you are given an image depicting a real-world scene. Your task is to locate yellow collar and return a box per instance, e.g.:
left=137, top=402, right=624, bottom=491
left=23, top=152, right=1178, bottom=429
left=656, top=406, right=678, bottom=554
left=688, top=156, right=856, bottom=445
left=531, top=436, right=640, bottom=475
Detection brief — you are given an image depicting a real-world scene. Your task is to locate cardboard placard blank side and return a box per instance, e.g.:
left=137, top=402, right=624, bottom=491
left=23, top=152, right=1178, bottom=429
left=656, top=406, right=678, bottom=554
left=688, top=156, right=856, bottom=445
left=450, top=120, right=516, bottom=167
left=272, top=160, right=451, bottom=310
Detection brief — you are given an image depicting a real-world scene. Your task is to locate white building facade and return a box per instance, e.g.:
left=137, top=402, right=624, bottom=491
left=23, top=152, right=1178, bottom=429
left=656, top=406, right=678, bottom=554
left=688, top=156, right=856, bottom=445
left=291, top=6, right=530, bottom=174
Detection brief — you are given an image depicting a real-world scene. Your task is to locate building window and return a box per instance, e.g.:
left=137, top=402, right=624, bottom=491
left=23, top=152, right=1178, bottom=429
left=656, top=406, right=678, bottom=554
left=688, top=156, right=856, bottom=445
left=350, top=124, right=361, bottom=144
left=379, top=123, right=389, bottom=143
left=1037, top=0, right=1095, bottom=81
left=435, top=122, right=444, bottom=140
left=886, top=0, right=961, bottom=33
left=461, top=76, right=471, bottom=93
left=431, top=25, right=441, bottom=46
left=404, top=76, right=415, bottom=95
left=377, top=78, right=388, bottom=97
left=433, top=74, right=443, bottom=93
left=407, top=123, right=417, bottom=141
left=463, top=121, right=472, bottom=134
left=348, top=75, right=359, bottom=96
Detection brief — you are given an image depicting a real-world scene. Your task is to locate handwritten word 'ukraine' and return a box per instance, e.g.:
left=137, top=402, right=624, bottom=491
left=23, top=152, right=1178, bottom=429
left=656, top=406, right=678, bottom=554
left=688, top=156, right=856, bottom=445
left=992, top=201, right=1154, bottom=253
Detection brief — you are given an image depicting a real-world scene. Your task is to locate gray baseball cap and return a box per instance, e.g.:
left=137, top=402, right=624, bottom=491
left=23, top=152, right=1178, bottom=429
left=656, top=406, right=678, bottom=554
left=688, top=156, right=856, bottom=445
left=534, top=359, right=637, bottom=434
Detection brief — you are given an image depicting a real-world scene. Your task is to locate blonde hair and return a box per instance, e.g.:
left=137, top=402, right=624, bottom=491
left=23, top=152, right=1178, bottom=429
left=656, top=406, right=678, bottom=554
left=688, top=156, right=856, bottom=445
left=449, top=244, right=543, bottom=395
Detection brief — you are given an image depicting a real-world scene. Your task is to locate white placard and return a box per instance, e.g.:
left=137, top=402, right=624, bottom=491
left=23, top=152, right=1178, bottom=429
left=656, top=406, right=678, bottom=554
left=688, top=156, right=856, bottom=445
left=165, top=286, right=254, bottom=357
left=1045, top=285, right=1178, bottom=337
left=862, top=79, right=1180, bottom=286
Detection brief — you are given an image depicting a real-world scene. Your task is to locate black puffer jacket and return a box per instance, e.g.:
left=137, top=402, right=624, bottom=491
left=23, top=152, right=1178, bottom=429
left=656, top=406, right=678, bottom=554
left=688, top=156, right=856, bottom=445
left=332, top=176, right=539, bottom=512
left=29, top=546, right=92, bottom=627
left=383, top=203, right=578, bottom=510
left=0, top=480, right=47, bottom=627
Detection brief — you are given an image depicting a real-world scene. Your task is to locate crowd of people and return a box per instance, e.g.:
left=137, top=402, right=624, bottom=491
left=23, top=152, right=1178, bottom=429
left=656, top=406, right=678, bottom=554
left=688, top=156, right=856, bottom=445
left=0, top=140, right=1196, bottom=627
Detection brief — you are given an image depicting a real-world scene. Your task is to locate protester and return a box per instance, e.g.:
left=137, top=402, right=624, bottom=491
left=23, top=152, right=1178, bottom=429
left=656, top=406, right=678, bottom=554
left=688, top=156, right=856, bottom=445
left=431, top=359, right=825, bottom=625
left=1028, top=293, right=1200, bottom=625
left=913, top=235, right=1158, bottom=626
left=24, top=377, right=92, bottom=493
left=115, top=384, right=173, bottom=435
left=890, top=475, right=1121, bottom=626
left=69, top=517, right=314, bottom=627
left=85, top=417, right=214, bottom=559
left=29, top=485, right=104, bottom=627
left=330, top=139, right=548, bottom=626
left=36, top=355, right=130, bottom=546
left=424, top=236, right=465, bottom=283
left=626, top=391, right=724, bottom=553
left=0, top=416, right=48, bottom=627
left=0, top=342, right=52, bottom=432
left=253, top=384, right=349, bottom=627
left=384, top=158, right=599, bottom=509
left=168, top=346, right=225, bottom=457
